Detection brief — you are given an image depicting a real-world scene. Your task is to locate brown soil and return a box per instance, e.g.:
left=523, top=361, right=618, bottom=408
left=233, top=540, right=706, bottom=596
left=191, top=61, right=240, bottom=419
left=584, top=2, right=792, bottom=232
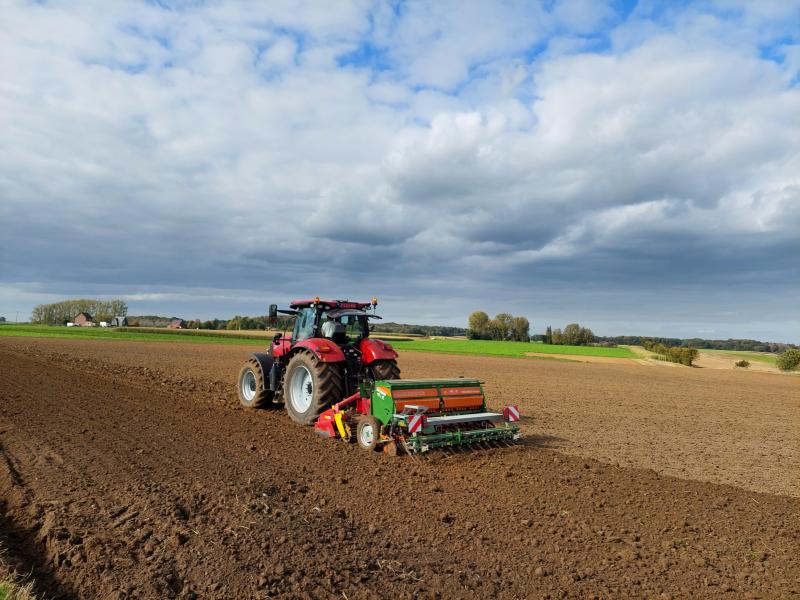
left=694, top=352, right=782, bottom=374
left=1, top=337, right=798, bottom=599
left=524, top=352, right=640, bottom=365
left=406, top=351, right=799, bottom=498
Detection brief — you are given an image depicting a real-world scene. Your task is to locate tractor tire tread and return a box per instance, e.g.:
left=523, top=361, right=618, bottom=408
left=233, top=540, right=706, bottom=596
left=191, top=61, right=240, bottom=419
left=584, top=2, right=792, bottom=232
left=238, top=358, right=274, bottom=409
left=284, top=352, right=344, bottom=425
left=370, top=359, right=401, bottom=381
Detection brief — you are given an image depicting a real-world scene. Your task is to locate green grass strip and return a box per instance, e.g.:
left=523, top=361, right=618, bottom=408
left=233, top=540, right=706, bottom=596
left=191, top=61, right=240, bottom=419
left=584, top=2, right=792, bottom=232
left=1, top=325, right=638, bottom=359
left=0, top=324, right=267, bottom=346
left=390, top=338, right=636, bottom=359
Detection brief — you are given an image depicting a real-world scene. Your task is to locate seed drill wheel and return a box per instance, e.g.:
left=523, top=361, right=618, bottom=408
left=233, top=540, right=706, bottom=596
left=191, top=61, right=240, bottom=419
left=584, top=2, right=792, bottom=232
left=284, top=352, right=344, bottom=425
left=356, top=416, right=380, bottom=451
left=237, top=358, right=275, bottom=408
left=369, top=359, right=401, bottom=381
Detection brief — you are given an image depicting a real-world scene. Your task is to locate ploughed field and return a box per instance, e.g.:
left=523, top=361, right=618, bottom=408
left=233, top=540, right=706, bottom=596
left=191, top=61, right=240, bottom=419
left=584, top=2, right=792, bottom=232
left=0, top=338, right=797, bottom=599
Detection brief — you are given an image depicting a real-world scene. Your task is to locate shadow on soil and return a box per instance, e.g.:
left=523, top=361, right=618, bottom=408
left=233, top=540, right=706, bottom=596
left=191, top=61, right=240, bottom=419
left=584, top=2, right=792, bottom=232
left=0, top=506, right=77, bottom=600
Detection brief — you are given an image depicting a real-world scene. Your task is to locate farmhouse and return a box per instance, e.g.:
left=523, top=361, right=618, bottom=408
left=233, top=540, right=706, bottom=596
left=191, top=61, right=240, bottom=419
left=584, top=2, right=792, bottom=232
left=168, top=319, right=187, bottom=329
left=111, top=316, right=128, bottom=327
left=73, top=312, right=93, bottom=327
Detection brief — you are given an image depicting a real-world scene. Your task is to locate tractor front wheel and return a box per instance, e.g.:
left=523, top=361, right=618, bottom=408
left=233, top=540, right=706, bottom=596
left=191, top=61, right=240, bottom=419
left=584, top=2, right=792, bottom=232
left=237, top=359, right=274, bottom=409
left=369, top=359, right=401, bottom=381
left=284, top=352, right=344, bottom=425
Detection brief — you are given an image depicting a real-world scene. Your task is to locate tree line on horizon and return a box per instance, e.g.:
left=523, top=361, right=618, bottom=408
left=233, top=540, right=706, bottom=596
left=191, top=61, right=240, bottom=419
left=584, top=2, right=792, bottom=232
left=123, top=315, right=468, bottom=337
left=123, top=315, right=293, bottom=330
left=31, top=299, right=128, bottom=324
left=596, top=335, right=797, bottom=353
left=542, top=324, right=597, bottom=346
left=467, top=311, right=530, bottom=341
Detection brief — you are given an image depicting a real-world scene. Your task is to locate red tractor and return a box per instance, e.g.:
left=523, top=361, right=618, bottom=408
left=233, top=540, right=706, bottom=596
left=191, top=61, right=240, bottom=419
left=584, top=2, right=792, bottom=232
left=237, top=298, right=400, bottom=425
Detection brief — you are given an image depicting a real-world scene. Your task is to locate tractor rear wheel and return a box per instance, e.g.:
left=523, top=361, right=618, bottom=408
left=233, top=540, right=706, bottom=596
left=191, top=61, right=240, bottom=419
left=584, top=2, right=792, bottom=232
left=237, top=358, right=274, bottom=409
left=369, top=359, right=401, bottom=381
left=284, top=352, right=344, bottom=425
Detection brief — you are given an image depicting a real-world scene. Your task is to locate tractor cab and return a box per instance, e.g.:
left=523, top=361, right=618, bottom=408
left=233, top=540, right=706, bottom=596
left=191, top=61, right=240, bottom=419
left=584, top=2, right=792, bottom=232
left=287, top=299, right=379, bottom=345
left=293, top=306, right=372, bottom=345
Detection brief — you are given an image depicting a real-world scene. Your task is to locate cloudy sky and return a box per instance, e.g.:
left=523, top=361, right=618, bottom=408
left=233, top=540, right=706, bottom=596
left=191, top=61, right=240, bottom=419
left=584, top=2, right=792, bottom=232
left=1, top=0, right=798, bottom=341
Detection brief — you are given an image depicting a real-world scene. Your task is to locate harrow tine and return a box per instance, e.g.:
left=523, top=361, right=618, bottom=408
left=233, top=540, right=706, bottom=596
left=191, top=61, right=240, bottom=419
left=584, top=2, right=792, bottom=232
left=473, top=443, right=489, bottom=455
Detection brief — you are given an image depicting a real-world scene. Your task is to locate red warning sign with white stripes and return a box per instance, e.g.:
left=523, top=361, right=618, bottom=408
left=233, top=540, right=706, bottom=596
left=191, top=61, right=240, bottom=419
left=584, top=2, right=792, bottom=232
left=408, top=413, right=426, bottom=434
left=504, top=405, right=520, bottom=422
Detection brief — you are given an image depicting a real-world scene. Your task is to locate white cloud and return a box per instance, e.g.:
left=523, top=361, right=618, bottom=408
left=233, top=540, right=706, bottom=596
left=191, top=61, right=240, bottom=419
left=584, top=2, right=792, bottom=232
left=261, top=37, right=297, bottom=68
left=370, top=0, right=549, bottom=89
left=0, top=0, right=798, bottom=338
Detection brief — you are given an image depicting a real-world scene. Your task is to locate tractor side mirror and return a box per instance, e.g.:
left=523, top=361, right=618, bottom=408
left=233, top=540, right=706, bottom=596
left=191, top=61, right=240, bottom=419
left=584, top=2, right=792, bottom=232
left=268, top=304, right=278, bottom=325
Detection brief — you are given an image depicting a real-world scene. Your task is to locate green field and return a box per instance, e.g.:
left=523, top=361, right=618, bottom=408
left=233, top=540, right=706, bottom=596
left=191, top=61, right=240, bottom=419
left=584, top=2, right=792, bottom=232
left=698, top=348, right=778, bottom=365
left=0, top=324, right=268, bottom=346
left=389, top=338, right=636, bottom=359
left=0, top=324, right=636, bottom=359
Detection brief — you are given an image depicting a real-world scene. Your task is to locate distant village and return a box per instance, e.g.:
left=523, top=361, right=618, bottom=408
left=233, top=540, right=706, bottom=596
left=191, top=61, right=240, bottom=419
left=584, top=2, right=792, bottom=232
left=67, top=312, right=187, bottom=329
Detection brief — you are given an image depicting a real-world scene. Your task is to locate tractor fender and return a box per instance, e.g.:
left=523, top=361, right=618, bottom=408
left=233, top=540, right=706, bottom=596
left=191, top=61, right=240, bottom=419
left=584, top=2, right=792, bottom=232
left=359, top=338, right=399, bottom=364
left=249, top=353, right=274, bottom=390
left=270, top=337, right=292, bottom=358
left=292, top=338, right=346, bottom=363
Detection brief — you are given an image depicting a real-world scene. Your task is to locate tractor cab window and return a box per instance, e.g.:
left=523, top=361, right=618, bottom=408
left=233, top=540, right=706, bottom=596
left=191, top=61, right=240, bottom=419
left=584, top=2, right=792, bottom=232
left=319, top=309, right=368, bottom=343
left=293, top=308, right=316, bottom=341
left=340, top=315, right=367, bottom=340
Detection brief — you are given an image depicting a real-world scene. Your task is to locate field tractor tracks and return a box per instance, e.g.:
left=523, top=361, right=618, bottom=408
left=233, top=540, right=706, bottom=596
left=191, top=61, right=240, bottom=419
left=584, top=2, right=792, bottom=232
left=0, top=340, right=798, bottom=598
